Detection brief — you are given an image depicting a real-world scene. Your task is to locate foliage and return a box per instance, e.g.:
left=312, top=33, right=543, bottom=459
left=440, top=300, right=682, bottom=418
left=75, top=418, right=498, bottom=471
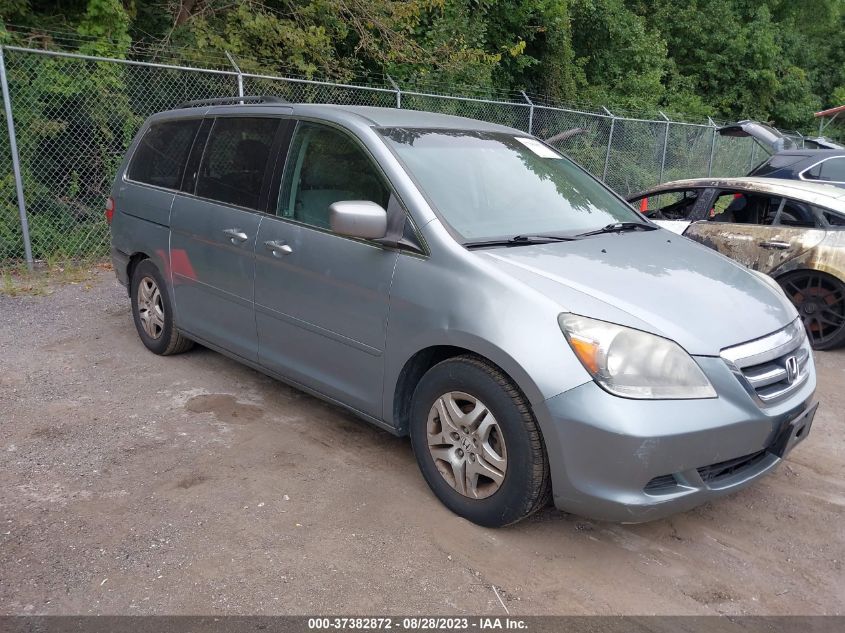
left=2, top=0, right=843, bottom=128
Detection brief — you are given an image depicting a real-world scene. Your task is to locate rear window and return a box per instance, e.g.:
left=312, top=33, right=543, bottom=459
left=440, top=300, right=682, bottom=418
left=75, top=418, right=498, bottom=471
left=128, top=119, right=200, bottom=189
left=750, top=153, right=807, bottom=175
left=195, top=117, right=280, bottom=209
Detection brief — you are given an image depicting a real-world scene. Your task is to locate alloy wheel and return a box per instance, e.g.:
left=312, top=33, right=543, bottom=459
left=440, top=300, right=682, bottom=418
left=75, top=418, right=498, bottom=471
left=426, top=391, right=507, bottom=499
left=781, top=272, right=845, bottom=348
left=137, top=276, right=165, bottom=340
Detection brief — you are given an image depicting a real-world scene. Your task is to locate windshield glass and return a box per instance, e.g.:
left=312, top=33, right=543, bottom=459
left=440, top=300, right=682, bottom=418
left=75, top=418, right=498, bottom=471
left=379, top=128, right=644, bottom=242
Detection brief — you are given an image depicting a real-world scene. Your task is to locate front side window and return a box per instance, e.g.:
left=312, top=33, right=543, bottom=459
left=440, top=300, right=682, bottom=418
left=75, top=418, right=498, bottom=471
left=195, top=117, right=280, bottom=209
left=631, top=189, right=700, bottom=220
left=378, top=128, right=642, bottom=241
left=278, top=122, right=390, bottom=230
left=128, top=119, right=200, bottom=190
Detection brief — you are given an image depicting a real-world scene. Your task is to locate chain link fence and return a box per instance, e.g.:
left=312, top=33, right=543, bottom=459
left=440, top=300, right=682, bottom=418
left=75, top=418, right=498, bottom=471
left=0, top=46, right=765, bottom=268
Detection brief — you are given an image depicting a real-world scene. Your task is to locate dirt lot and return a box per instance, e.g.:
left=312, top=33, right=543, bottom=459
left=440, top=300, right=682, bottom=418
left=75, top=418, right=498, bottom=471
left=1, top=269, right=843, bottom=616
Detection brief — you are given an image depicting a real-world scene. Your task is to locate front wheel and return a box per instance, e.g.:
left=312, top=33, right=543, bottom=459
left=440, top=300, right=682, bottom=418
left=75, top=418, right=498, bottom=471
left=409, top=355, right=551, bottom=527
left=778, top=270, right=845, bottom=350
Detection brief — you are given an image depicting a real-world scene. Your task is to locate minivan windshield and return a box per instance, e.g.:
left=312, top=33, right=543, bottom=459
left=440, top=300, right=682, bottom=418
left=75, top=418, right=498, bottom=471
left=379, top=128, right=646, bottom=242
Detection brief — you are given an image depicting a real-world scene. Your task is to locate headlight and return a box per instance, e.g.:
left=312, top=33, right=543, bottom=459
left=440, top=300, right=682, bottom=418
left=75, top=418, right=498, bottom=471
left=558, top=313, right=717, bottom=399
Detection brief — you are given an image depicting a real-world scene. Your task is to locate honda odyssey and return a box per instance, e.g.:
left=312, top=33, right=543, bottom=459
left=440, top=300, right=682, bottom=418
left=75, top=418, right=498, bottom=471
left=109, top=97, right=818, bottom=526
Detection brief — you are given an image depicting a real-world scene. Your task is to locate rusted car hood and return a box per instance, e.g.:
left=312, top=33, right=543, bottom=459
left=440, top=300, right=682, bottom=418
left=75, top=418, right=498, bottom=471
left=479, top=229, right=798, bottom=356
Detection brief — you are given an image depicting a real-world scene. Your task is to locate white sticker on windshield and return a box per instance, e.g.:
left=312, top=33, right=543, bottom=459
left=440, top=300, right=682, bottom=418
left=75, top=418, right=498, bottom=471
left=514, top=137, right=562, bottom=159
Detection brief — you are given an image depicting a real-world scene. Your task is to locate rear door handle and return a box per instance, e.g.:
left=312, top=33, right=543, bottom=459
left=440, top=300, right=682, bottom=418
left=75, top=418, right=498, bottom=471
left=758, top=240, right=791, bottom=250
left=264, top=239, right=293, bottom=257
left=223, top=228, right=249, bottom=244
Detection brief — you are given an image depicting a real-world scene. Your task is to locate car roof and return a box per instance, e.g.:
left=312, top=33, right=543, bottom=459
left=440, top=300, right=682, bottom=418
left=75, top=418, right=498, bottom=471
left=634, top=177, right=845, bottom=212
left=156, top=102, right=525, bottom=134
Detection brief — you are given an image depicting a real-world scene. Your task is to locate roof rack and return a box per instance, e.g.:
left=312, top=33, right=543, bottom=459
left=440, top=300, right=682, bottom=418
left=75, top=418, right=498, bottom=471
left=176, top=95, right=289, bottom=109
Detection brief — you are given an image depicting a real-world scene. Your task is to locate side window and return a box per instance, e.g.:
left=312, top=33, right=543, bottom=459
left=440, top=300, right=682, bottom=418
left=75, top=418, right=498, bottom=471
left=824, top=210, right=845, bottom=228
left=278, top=122, right=390, bottom=230
left=818, top=157, right=845, bottom=183
left=128, top=119, right=200, bottom=189
left=708, top=192, right=781, bottom=225
left=777, top=198, right=822, bottom=228
left=195, top=117, right=280, bottom=209
left=805, top=157, right=845, bottom=183
left=632, top=189, right=700, bottom=220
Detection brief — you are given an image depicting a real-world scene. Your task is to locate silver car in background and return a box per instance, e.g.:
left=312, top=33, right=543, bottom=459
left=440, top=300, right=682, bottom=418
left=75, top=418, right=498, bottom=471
left=109, top=98, right=817, bottom=526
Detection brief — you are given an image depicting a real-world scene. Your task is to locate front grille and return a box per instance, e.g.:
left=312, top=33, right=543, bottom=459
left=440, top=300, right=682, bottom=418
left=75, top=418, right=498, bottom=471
left=721, top=319, right=810, bottom=405
left=696, top=449, right=768, bottom=483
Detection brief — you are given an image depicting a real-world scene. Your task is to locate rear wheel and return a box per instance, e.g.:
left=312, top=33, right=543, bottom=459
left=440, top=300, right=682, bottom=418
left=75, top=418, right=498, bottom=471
left=778, top=270, right=845, bottom=350
left=130, top=259, right=194, bottom=355
left=409, top=355, right=551, bottom=527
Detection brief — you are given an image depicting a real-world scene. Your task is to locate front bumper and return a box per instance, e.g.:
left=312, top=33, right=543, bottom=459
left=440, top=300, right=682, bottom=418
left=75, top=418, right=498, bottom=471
left=534, top=355, right=817, bottom=523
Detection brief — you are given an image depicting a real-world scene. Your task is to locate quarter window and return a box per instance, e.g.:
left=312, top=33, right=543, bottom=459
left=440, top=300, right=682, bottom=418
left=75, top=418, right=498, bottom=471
left=195, top=117, right=280, bottom=209
left=128, top=119, right=200, bottom=190
left=278, top=122, right=390, bottom=230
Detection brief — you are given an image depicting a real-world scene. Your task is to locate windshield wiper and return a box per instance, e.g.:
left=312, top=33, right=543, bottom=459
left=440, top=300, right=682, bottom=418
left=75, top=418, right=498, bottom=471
left=465, top=234, right=578, bottom=249
left=575, top=222, right=658, bottom=238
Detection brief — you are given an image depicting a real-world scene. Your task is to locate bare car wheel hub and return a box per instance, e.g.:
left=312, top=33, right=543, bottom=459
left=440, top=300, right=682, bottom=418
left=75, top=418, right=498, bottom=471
left=137, top=276, right=165, bottom=340
left=426, top=391, right=507, bottom=499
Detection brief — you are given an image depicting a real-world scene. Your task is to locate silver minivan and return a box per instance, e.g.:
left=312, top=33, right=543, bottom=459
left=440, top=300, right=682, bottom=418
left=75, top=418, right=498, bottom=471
left=109, top=98, right=818, bottom=527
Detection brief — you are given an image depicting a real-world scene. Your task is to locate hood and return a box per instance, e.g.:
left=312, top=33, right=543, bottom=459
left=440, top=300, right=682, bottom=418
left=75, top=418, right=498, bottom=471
left=475, top=229, right=798, bottom=356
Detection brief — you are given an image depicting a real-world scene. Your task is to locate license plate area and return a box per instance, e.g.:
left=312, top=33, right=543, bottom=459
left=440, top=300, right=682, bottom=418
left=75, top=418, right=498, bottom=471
left=771, top=402, right=818, bottom=459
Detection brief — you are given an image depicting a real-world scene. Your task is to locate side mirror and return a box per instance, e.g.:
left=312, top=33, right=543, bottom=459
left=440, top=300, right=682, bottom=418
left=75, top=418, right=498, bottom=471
left=329, top=200, right=388, bottom=240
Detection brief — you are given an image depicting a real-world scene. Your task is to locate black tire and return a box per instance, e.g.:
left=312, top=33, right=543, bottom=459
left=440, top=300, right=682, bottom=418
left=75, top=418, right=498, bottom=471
left=130, top=259, right=194, bottom=356
left=409, top=354, right=551, bottom=527
left=778, top=270, right=845, bottom=351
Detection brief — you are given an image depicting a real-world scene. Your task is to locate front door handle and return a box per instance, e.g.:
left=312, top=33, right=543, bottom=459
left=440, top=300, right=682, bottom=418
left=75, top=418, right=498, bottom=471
left=223, top=228, right=249, bottom=244
left=264, top=239, right=293, bottom=257
left=758, top=240, right=790, bottom=250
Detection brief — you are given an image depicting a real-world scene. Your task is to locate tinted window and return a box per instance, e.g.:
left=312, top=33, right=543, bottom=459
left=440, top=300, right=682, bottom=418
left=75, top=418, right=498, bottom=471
left=811, top=157, right=845, bottom=183
left=380, top=128, right=642, bottom=241
left=278, top=122, right=390, bottom=230
left=128, top=119, right=200, bottom=189
left=196, top=117, right=279, bottom=209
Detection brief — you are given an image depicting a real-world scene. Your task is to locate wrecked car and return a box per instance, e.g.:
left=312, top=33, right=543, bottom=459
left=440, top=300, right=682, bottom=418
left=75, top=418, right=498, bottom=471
left=629, top=177, right=845, bottom=349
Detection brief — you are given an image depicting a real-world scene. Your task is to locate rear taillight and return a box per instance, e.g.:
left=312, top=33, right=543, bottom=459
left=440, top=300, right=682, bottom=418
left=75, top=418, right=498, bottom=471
left=105, top=197, right=115, bottom=224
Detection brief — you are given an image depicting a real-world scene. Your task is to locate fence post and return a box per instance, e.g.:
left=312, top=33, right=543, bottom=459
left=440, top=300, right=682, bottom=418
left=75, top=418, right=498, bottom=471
left=0, top=46, right=33, bottom=270
left=602, top=107, right=615, bottom=182
left=386, top=75, right=401, bottom=109
left=707, top=118, right=717, bottom=177
left=520, top=90, right=534, bottom=135
left=658, top=111, right=670, bottom=184
left=225, top=51, right=244, bottom=99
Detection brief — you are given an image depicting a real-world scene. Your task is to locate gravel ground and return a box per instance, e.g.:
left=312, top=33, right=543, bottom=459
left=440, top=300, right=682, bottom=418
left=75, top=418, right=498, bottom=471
left=1, top=269, right=843, bottom=616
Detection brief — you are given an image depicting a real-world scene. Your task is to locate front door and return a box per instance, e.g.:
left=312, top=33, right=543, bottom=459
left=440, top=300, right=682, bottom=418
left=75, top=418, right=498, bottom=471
left=254, top=121, right=399, bottom=417
left=170, top=115, right=281, bottom=362
left=684, top=189, right=826, bottom=274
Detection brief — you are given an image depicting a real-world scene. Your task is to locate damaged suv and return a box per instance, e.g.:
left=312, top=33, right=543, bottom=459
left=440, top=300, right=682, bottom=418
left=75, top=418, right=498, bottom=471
left=110, top=99, right=817, bottom=526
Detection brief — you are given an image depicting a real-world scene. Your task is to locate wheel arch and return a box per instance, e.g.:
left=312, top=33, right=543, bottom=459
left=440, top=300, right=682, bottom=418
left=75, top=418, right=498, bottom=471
left=389, top=341, right=543, bottom=437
